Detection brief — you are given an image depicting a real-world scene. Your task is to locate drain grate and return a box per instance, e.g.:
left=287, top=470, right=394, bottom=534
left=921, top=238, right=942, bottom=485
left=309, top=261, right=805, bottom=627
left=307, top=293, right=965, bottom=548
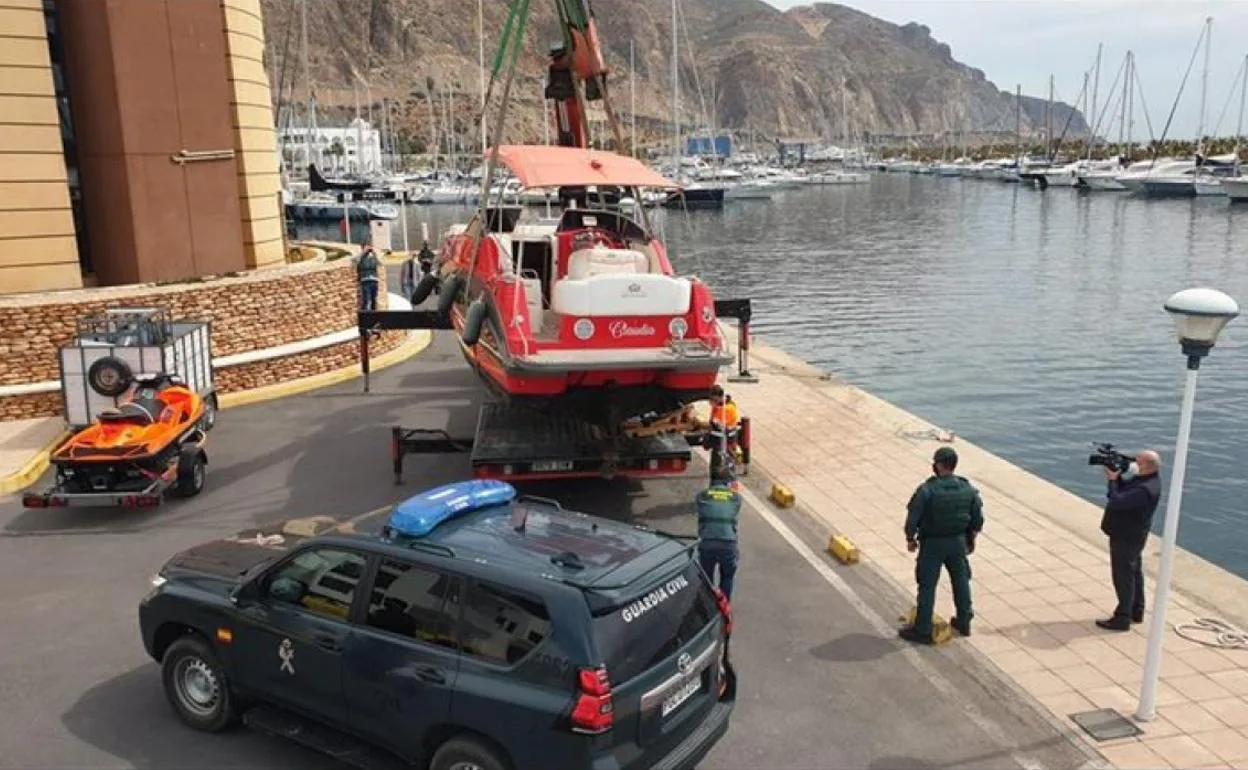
left=1070, top=708, right=1143, bottom=741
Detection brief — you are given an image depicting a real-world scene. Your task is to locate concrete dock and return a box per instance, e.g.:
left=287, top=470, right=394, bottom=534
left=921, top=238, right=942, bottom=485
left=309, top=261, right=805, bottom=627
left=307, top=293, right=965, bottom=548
left=0, top=307, right=1245, bottom=768
left=722, top=326, right=1248, bottom=769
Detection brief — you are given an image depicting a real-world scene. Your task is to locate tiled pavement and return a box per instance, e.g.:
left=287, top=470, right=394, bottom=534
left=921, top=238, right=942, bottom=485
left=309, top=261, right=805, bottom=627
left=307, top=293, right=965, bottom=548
left=720, top=332, right=1248, bottom=769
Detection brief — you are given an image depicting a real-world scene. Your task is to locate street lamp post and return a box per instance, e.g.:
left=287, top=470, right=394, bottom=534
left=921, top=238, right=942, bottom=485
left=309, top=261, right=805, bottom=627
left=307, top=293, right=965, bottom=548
left=1136, top=287, right=1239, bottom=722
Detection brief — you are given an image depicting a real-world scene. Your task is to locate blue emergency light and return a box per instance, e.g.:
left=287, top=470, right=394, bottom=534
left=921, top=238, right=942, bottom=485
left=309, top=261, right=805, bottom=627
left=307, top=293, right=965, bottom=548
left=387, top=479, right=517, bottom=538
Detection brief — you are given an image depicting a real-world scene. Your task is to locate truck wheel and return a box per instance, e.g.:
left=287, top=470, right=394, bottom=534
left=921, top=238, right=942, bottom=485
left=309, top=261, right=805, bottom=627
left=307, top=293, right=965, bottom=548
left=161, top=635, right=239, bottom=732
left=174, top=449, right=206, bottom=497
left=200, top=394, right=218, bottom=431
left=430, top=736, right=509, bottom=770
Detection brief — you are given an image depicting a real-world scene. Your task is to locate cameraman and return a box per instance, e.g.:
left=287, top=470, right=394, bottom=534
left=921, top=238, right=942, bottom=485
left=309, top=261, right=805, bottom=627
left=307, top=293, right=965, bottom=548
left=1097, top=449, right=1162, bottom=632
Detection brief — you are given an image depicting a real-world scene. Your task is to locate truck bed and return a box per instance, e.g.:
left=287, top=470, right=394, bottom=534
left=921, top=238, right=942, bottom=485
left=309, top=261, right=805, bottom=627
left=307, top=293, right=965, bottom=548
left=471, top=402, right=693, bottom=480
left=390, top=401, right=696, bottom=483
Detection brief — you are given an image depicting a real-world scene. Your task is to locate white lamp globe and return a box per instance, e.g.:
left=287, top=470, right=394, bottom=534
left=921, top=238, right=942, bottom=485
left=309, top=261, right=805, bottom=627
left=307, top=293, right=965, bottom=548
left=1163, top=288, right=1239, bottom=348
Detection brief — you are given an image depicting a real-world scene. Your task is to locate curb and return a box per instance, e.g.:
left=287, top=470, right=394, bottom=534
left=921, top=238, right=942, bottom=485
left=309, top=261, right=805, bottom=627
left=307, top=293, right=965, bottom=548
left=0, top=430, right=70, bottom=497
left=0, top=329, right=433, bottom=497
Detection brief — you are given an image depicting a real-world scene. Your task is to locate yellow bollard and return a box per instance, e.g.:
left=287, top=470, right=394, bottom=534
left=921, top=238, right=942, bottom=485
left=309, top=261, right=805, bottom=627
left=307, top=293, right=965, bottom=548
left=899, top=606, right=954, bottom=644
left=827, top=534, right=860, bottom=564
left=769, top=483, right=795, bottom=508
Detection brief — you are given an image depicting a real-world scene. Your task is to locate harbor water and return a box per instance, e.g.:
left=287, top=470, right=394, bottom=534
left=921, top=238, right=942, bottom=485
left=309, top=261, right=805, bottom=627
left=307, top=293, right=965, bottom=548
left=310, top=174, right=1248, bottom=580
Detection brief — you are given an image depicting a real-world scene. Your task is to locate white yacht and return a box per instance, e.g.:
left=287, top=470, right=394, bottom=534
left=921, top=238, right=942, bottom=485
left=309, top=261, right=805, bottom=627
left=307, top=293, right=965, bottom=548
left=1222, top=177, right=1248, bottom=202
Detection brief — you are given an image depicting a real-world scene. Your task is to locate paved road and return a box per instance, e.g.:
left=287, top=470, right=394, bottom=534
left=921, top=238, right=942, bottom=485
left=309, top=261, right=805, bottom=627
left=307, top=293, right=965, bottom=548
left=0, top=330, right=1097, bottom=770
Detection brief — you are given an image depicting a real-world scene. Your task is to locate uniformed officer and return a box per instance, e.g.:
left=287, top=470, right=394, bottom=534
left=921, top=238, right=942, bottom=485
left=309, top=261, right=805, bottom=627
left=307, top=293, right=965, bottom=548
left=899, top=446, right=984, bottom=644
left=696, top=465, right=742, bottom=599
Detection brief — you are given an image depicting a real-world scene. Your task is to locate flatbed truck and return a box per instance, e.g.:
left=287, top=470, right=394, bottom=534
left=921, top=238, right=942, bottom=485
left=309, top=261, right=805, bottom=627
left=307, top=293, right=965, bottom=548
left=358, top=299, right=755, bottom=485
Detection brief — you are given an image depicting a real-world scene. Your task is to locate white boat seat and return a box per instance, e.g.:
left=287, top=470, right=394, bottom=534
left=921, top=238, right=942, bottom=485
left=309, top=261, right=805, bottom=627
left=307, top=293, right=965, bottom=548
left=520, top=276, right=543, bottom=331
left=565, top=247, right=649, bottom=280
left=551, top=273, right=692, bottom=317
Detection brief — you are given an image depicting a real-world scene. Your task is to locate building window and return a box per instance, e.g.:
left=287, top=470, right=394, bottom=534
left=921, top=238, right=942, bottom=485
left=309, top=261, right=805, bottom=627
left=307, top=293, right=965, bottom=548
left=43, top=0, right=93, bottom=275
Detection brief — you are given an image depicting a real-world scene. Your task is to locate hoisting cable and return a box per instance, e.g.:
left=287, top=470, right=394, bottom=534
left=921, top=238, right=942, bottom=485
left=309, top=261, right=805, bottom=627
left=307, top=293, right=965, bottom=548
left=461, top=0, right=531, bottom=304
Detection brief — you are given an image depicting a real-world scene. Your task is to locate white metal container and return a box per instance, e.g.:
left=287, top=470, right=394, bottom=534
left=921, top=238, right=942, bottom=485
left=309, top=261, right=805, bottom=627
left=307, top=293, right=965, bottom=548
left=57, top=308, right=215, bottom=428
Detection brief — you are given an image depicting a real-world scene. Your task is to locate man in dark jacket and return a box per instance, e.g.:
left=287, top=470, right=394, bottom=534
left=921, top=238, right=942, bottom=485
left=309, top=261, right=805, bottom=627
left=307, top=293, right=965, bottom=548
left=899, top=446, right=984, bottom=644
left=1097, top=450, right=1162, bottom=631
left=696, top=466, right=742, bottom=599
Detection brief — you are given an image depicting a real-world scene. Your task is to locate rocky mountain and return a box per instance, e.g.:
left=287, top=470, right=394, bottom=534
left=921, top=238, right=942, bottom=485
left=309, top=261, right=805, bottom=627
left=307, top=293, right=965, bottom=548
left=260, top=0, right=1088, bottom=149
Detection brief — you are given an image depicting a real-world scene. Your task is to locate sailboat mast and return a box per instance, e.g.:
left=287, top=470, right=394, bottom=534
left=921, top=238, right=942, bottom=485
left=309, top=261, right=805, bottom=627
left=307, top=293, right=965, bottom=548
left=1091, top=42, right=1102, bottom=146
left=671, top=0, right=680, bottom=172
left=1047, top=74, right=1054, bottom=158
left=1118, top=52, right=1128, bottom=147
left=1126, top=52, right=1134, bottom=155
left=300, top=0, right=311, bottom=170
left=1014, top=84, right=1021, bottom=160
left=630, top=40, right=637, bottom=158
left=478, top=0, right=486, bottom=152
left=1236, top=53, right=1247, bottom=159
left=1196, top=16, right=1212, bottom=155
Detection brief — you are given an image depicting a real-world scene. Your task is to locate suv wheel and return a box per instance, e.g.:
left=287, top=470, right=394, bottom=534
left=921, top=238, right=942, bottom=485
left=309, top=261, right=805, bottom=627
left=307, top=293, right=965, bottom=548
left=161, top=635, right=239, bottom=732
left=430, top=736, right=509, bottom=770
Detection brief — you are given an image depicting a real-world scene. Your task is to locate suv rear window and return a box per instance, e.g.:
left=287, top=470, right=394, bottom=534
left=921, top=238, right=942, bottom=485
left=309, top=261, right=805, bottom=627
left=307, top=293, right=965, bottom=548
left=591, top=561, right=718, bottom=683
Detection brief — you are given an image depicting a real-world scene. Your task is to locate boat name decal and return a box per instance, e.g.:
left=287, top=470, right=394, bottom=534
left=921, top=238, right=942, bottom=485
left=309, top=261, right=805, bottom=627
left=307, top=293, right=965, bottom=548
left=621, top=574, right=689, bottom=623
left=609, top=320, right=656, bottom=338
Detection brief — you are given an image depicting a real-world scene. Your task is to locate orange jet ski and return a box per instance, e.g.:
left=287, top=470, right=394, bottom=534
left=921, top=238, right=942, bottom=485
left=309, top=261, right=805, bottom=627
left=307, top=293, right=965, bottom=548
left=23, top=374, right=211, bottom=509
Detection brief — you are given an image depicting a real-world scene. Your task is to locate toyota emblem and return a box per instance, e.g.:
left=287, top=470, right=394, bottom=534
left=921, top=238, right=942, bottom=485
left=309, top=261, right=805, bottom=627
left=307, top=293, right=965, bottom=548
left=628, top=282, right=642, bottom=293
left=677, top=652, right=693, bottom=674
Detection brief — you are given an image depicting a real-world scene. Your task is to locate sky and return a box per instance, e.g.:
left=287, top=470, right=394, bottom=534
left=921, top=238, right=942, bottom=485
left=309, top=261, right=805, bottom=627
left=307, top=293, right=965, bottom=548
left=766, top=0, right=1248, bottom=140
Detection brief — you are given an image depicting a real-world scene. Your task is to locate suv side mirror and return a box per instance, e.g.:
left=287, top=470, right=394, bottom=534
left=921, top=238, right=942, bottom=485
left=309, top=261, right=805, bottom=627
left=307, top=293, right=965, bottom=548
left=229, top=579, right=260, bottom=606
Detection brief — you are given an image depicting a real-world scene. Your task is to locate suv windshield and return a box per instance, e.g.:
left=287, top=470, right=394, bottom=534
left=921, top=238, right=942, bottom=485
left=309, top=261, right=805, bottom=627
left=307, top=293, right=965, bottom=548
left=590, top=560, right=718, bottom=683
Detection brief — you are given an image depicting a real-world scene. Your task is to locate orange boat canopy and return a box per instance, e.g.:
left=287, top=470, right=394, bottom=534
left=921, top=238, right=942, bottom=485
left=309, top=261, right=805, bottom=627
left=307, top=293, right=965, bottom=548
left=487, top=144, right=681, bottom=190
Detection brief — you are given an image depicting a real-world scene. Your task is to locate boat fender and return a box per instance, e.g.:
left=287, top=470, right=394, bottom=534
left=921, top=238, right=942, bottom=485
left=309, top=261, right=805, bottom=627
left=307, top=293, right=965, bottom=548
left=410, top=272, right=440, bottom=305
left=437, top=274, right=465, bottom=317
left=461, top=299, right=488, bottom=346
left=87, top=356, right=134, bottom=397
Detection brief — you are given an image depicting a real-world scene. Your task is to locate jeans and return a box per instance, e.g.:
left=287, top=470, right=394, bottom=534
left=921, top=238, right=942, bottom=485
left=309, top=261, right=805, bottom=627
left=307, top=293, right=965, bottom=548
left=359, top=281, right=379, bottom=311
left=699, top=539, right=739, bottom=600
left=1109, top=539, right=1145, bottom=621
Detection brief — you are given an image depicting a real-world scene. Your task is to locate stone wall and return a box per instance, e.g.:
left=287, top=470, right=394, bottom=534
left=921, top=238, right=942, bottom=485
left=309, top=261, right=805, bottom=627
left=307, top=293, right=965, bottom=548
left=0, top=255, right=400, bottom=421
left=0, top=256, right=375, bottom=385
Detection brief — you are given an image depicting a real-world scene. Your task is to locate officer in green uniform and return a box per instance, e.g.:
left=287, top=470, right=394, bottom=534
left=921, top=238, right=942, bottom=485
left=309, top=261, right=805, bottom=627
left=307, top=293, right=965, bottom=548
left=696, top=466, right=742, bottom=599
left=899, top=446, right=984, bottom=644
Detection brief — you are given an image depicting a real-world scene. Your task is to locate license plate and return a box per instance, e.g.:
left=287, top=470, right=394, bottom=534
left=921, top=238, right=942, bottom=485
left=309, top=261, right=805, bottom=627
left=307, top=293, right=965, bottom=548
left=661, top=676, right=702, bottom=717
left=531, top=460, right=573, bottom=473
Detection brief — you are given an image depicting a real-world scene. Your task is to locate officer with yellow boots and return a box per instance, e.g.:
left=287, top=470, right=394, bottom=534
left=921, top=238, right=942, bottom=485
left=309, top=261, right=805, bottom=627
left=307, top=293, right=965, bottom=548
left=899, top=446, right=985, bottom=644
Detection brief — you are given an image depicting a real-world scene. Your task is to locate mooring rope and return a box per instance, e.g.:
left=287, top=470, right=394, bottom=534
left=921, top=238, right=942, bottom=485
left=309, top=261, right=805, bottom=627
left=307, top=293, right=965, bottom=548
left=895, top=427, right=957, bottom=443
left=1174, top=617, right=1248, bottom=650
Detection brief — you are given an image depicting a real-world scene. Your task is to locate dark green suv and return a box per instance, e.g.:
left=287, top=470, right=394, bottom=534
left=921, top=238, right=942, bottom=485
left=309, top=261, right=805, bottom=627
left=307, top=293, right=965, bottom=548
left=139, top=480, right=737, bottom=770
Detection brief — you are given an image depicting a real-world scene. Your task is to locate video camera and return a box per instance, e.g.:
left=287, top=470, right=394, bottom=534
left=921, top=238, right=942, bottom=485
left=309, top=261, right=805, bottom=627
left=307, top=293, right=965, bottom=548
left=1088, top=442, right=1136, bottom=474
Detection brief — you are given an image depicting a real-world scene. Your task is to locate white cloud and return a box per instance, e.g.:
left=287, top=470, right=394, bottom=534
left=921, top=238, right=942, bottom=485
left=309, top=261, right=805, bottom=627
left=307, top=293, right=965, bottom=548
left=759, top=0, right=1248, bottom=139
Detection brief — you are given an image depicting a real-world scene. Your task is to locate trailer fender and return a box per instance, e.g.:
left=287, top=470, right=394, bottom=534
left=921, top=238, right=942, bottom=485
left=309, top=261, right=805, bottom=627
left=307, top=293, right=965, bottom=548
left=461, top=300, right=488, bottom=346
left=200, top=393, right=218, bottom=431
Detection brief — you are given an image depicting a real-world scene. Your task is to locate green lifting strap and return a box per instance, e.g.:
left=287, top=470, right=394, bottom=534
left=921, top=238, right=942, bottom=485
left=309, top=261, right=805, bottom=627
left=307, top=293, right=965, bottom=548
left=462, top=0, right=531, bottom=300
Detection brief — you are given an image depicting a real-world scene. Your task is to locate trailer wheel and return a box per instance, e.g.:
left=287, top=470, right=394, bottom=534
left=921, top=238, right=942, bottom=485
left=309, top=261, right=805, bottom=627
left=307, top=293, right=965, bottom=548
left=461, top=300, right=487, bottom=346
left=200, top=393, right=218, bottom=432
left=174, top=448, right=206, bottom=498
left=411, top=272, right=439, bottom=306
left=88, top=356, right=134, bottom=397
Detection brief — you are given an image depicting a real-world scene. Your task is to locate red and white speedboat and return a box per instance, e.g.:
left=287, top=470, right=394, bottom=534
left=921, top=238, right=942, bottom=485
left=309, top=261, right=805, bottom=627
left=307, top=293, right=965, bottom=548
left=432, top=144, right=733, bottom=425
